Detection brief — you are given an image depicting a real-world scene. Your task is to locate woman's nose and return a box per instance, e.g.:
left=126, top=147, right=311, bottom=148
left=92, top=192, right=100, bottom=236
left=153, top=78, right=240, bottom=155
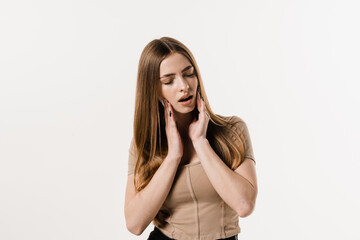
left=178, top=76, right=189, bottom=91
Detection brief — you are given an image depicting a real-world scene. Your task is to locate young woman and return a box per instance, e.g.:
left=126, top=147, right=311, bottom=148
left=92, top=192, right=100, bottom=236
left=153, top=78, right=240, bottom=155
left=124, top=37, right=257, bottom=240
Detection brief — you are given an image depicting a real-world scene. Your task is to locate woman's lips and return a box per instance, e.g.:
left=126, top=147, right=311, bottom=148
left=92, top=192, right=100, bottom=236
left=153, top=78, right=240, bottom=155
left=178, top=95, right=192, bottom=102
left=178, top=95, right=193, bottom=105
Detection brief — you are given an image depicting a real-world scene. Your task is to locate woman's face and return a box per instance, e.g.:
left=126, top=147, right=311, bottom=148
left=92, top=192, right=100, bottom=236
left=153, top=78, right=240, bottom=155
left=159, top=53, right=198, bottom=114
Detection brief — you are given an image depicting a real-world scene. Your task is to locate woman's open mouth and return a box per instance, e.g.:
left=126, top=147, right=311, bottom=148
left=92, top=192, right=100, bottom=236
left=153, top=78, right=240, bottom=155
left=178, top=95, right=193, bottom=105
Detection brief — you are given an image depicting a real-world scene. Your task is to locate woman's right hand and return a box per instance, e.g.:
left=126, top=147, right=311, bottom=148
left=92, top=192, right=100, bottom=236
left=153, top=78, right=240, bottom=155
left=163, top=99, right=183, bottom=163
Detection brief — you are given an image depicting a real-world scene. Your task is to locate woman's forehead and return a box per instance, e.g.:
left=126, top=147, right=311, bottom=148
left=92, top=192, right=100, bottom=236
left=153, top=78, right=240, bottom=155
left=160, top=53, right=192, bottom=75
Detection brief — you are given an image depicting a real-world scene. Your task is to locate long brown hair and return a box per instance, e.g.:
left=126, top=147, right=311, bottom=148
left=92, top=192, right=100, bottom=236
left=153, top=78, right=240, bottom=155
left=133, top=37, right=247, bottom=226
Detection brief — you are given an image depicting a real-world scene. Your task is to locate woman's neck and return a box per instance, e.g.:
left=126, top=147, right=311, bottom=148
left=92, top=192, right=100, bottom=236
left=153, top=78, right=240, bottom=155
left=173, top=110, right=196, bottom=138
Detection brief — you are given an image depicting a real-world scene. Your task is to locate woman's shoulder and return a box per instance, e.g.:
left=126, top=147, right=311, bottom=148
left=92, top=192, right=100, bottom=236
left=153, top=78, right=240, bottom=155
left=216, top=114, right=247, bottom=128
left=216, top=114, right=250, bottom=141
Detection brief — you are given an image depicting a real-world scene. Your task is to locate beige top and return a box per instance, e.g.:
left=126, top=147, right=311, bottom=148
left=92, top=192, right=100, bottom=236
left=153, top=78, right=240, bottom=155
left=127, top=116, right=255, bottom=240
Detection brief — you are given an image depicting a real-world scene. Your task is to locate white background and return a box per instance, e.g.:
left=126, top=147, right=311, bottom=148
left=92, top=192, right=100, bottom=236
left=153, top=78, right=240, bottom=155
left=1, top=0, right=359, bottom=239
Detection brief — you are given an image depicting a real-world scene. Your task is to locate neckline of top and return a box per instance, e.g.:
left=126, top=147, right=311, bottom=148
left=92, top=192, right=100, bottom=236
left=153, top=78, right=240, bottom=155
left=180, top=161, right=201, bottom=168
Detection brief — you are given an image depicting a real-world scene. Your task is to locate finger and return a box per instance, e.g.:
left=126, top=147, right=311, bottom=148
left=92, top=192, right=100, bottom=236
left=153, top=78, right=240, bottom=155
left=198, top=93, right=209, bottom=122
left=196, top=91, right=202, bottom=111
left=163, top=99, right=169, bottom=126
left=197, top=91, right=205, bottom=118
left=200, top=94, right=205, bottom=112
left=167, top=102, right=176, bottom=124
left=204, top=103, right=210, bottom=121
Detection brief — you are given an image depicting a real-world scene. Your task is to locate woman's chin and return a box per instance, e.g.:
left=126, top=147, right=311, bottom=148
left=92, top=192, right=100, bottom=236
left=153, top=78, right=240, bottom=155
left=173, top=105, right=196, bottom=114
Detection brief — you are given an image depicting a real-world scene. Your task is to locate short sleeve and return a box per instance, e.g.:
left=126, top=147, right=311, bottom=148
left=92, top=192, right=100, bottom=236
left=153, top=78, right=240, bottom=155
left=128, top=138, right=137, bottom=175
left=231, top=116, right=256, bottom=163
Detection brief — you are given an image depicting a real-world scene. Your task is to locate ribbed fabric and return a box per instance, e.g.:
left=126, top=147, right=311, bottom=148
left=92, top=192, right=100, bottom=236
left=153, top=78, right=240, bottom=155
left=128, top=116, right=255, bottom=240
left=157, top=162, right=240, bottom=240
left=185, top=167, right=200, bottom=239
left=147, top=226, right=239, bottom=240
left=220, top=200, right=225, bottom=236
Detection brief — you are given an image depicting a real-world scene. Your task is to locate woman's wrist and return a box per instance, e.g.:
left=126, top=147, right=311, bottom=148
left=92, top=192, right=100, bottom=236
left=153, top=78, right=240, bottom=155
left=192, top=137, right=209, bottom=150
left=164, top=154, right=182, bottom=165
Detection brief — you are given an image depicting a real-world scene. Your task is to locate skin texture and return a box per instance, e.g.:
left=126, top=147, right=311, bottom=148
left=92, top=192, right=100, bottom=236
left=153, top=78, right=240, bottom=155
left=159, top=52, right=198, bottom=115
left=125, top=52, right=258, bottom=236
left=159, top=52, right=199, bottom=164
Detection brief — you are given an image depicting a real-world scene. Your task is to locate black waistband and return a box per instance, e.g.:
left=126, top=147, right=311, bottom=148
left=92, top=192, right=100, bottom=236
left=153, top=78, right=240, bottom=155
left=147, top=227, right=238, bottom=240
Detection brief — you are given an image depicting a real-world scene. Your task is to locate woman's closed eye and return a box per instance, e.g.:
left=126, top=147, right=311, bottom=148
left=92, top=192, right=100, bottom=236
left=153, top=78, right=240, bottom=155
left=163, top=80, right=173, bottom=85
left=184, top=73, right=195, bottom=77
left=162, top=73, right=195, bottom=85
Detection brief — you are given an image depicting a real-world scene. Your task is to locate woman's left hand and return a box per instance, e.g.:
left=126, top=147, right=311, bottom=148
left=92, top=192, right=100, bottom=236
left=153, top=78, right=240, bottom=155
left=189, top=91, right=210, bottom=143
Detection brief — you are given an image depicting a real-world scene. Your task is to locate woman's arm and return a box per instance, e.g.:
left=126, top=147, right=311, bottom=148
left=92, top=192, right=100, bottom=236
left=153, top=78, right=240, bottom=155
left=189, top=92, right=257, bottom=217
left=124, top=156, right=180, bottom=235
left=193, top=139, right=257, bottom=217
left=125, top=100, right=182, bottom=235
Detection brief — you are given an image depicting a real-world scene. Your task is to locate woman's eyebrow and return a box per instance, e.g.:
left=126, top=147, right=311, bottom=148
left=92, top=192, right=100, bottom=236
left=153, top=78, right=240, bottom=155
left=160, top=65, right=193, bottom=79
